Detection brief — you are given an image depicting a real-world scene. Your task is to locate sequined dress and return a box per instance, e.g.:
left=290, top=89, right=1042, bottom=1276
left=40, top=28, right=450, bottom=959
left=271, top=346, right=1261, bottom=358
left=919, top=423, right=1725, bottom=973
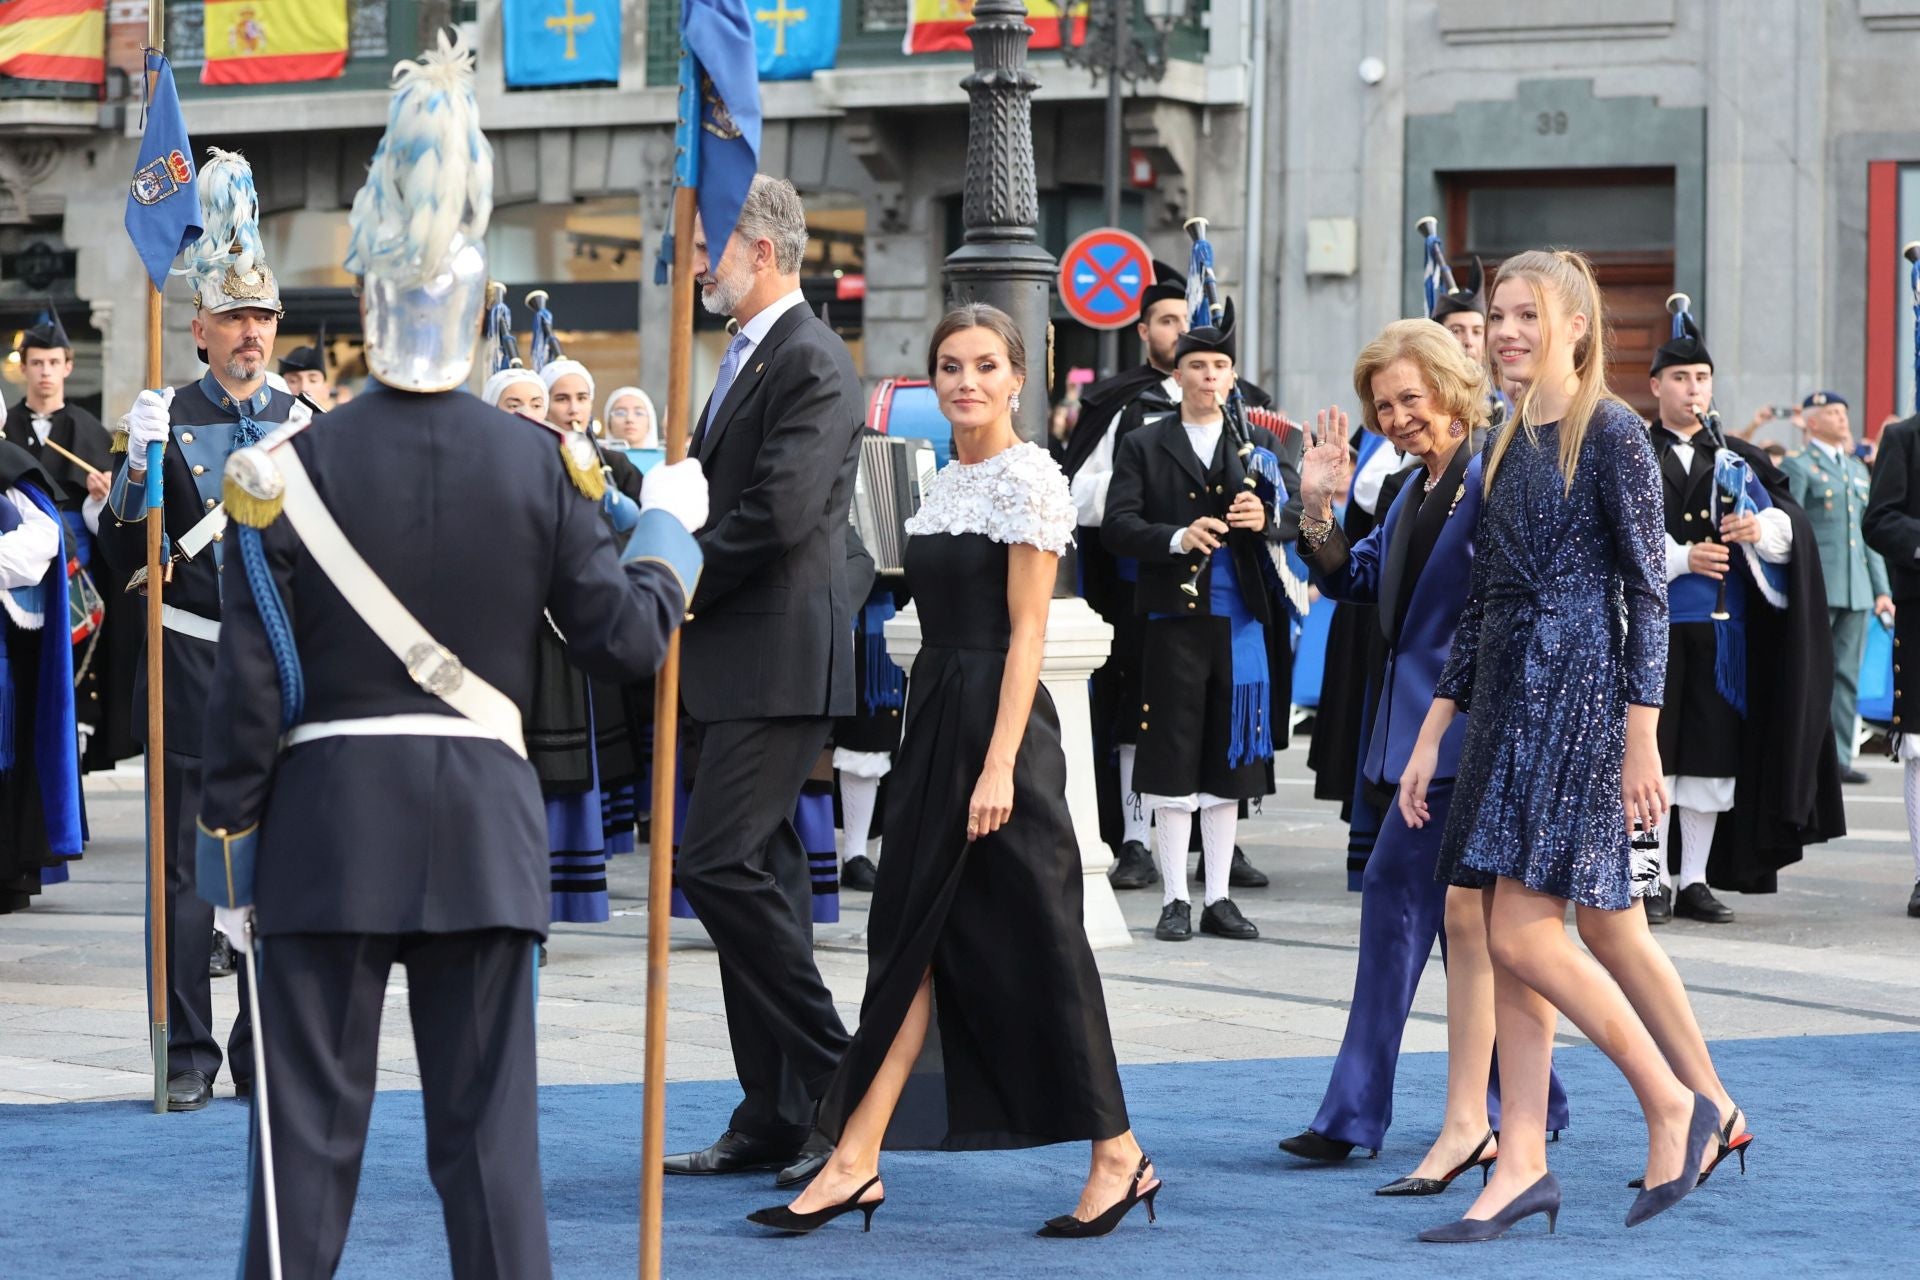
left=1434, top=402, right=1668, bottom=910
left=817, top=441, right=1132, bottom=1150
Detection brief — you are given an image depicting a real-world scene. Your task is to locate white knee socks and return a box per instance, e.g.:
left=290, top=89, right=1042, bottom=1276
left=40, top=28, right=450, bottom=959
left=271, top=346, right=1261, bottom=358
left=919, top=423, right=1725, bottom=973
left=1155, top=807, right=1193, bottom=904
left=1200, top=802, right=1236, bottom=906
left=1677, top=807, right=1717, bottom=889
left=838, top=773, right=880, bottom=866
left=1905, top=756, right=1920, bottom=881
left=1118, top=744, right=1149, bottom=846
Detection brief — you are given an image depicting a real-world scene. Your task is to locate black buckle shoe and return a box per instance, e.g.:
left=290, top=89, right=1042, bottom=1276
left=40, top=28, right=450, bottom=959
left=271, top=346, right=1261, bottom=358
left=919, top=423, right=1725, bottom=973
left=664, top=1129, right=804, bottom=1176
left=1108, top=840, right=1157, bottom=890
left=1200, top=898, right=1260, bottom=939
left=1154, top=900, right=1193, bottom=942
left=1909, top=881, right=1920, bottom=919
left=840, top=854, right=879, bottom=892
left=166, top=1069, right=212, bottom=1112
left=1644, top=884, right=1673, bottom=925
left=1229, top=846, right=1269, bottom=888
left=1278, top=1129, right=1371, bottom=1162
left=1675, top=883, right=1735, bottom=924
left=208, top=931, right=235, bottom=979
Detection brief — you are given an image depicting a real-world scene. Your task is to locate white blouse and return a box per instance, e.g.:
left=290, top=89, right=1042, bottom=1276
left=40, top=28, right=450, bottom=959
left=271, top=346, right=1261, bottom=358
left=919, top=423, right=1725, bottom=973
left=905, top=440, right=1075, bottom=557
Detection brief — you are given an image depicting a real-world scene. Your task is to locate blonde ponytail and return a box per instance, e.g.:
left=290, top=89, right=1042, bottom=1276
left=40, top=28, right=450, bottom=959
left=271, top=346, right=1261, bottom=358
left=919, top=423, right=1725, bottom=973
left=1481, top=248, right=1628, bottom=495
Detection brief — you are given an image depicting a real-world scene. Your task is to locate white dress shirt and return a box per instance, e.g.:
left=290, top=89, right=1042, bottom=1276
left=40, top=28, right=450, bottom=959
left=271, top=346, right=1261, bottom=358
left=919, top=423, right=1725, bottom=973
left=0, top=486, right=61, bottom=593
left=732, top=287, right=809, bottom=369
left=1166, top=417, right=1227, bottom=554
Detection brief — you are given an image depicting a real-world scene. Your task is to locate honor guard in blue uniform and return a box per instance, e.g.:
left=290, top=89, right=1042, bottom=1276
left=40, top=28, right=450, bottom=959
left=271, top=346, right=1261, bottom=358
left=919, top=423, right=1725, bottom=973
left=1779, top=390, right=1892, bottom=784
left=190, top=36, right=706, bottom=1276
left=99, top=148, right=296, bottom=1111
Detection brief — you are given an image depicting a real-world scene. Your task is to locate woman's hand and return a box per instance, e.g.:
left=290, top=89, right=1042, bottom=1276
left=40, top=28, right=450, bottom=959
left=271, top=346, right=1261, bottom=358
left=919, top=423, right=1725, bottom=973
left=1622, top=733, right=1668, bottom=836
left=1398, top=737, right=1440, bottom=829
left=1299, top=406, right=1353, bottom=519
left=967, top=758, right=1015, bottom=842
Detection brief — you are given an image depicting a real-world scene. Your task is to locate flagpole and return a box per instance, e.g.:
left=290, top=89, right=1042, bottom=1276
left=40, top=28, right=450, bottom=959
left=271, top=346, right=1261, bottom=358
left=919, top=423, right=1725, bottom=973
left=144, top=0, right=170, bottom=1118
left=639, top=43, right=701, bottom=1280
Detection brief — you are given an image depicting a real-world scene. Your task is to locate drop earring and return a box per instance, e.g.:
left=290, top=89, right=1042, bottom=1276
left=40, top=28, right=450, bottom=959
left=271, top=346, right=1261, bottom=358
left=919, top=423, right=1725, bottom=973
left=1449, top=419, right=1466, bottom=439
left=1009, top=392, right=1022, bottom=413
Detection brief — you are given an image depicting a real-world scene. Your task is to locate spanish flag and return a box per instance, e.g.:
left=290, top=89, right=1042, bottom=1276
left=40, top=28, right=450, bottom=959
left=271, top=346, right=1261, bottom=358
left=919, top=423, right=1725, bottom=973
left=903, top=0, right=1086, bottom=55
left=202, top=0, right=349, bottom=86
left=0, top=0, right=106, bottom=85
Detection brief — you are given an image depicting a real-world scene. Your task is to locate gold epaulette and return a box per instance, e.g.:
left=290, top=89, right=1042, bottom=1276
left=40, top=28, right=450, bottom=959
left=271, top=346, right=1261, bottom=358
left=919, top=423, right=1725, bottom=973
left=111, top=429, right=129, bottom=454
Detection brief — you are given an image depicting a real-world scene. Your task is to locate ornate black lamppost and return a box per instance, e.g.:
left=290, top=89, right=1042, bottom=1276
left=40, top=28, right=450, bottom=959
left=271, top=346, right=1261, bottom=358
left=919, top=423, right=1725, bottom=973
left=941, top=0, right=1056, bottom=447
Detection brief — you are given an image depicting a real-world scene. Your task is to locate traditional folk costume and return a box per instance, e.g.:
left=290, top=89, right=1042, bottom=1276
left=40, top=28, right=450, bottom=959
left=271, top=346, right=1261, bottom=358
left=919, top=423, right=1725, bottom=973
left=0, top=443, right=83, bottom=913
left=193, top=38, right=699, bottom=1274
left=1103, top=310, right=1286, bottom=942
left=99, top=150, right=293, bottom=1103
left=1643, top=306, right=1842, bottom=923
left=2, top=312, right=124, bottom=769
left=834, top=514, right=904, bottom=891
left=1862, top=410, right=1920, bottom=916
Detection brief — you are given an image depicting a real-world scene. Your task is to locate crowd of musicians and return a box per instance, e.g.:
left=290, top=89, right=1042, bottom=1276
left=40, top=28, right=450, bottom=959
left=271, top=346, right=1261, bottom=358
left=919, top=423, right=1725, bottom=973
left=8, top=29, right=1920, bottom=1275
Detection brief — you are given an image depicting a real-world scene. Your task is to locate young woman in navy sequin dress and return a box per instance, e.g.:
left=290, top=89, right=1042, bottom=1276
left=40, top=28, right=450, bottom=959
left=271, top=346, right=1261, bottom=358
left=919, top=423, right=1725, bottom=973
left=1399, top=252, right=1749, bottom=1242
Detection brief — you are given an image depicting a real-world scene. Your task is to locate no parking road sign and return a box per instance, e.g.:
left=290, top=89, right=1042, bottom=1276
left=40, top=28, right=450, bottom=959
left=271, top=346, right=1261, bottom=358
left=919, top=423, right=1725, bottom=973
left=1058, top=228, right=1155, bottom=331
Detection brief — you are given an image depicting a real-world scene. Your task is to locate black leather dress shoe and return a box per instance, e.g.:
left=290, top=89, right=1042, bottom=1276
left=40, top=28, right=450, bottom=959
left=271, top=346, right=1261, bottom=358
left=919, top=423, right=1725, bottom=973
left=1108, top=840, right=1157, bottom=890
left=1840, top=766, right=1870, bottom=785
left=208, top=931, right=235, bottom=979
left=775, top=1131, right=833, bottom=1188
left=1909, top=881, right=1920, bottom=918
left=166, top=1070, right=212, bottom=1112
left=841, top=854, right=879, bottom=892
left=663, top=1130, right=803, bottom=1176
left=1278, top=1129, right=1373, bottom=1162
left=1644, top=884, right=1673, bottom=925
left=1154, top=900, right=1192, bottom=942
left=1229, top=846, right=1269, bottom=889
left=1675, top=882, right=1735, bottom=924
left=1200, top=898, right=1260, bottom=939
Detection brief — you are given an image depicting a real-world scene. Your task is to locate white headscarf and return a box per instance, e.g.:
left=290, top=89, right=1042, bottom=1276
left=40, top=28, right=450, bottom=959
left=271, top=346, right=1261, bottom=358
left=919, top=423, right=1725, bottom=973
left=603, top=385, right=658, bottom=448
left=483, top=366, right=545, bottom=408
left=539, top=358, right=594, bottom=401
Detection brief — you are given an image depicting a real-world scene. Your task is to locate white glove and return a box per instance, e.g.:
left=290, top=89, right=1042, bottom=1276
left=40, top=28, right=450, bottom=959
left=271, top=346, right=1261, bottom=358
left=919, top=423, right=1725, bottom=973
left=121, top=387, right=175, bottom=464
left=640, top=457, right=710, bottom=534
left=213, top=903, right=254, bottom=946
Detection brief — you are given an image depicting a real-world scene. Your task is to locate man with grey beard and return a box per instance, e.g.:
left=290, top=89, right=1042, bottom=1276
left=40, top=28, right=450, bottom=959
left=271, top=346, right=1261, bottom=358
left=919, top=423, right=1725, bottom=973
left=662, top=174, right=863, bottom=1187
left=98, top=151, right=297, bottom=1111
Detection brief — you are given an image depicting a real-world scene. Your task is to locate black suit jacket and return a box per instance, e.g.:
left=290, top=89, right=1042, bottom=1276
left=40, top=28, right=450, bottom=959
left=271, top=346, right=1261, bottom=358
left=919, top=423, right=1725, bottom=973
left=683, top=303, right=863, bottom=722
left=1865, top=414, right=1920, bottom=602
left=195, top=386, right=695, bottom=936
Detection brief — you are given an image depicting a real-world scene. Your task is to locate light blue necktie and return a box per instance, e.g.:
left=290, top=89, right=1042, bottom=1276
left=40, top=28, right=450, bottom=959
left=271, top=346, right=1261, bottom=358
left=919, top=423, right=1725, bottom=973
left=698, top=331, right=753, bottom=448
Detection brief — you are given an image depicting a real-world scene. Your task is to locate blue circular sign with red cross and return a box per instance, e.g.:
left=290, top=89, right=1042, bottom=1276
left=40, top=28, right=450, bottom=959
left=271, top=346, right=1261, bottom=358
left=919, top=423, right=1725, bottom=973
left=1058, top=228, right=1155, bottom=331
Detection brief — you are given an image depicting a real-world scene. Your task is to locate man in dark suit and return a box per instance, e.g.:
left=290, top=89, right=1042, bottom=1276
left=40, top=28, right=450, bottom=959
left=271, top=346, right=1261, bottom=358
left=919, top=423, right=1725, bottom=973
left=663, top=174, right=863, bottom=1186
left=193, top=36, right=708, bottom=1275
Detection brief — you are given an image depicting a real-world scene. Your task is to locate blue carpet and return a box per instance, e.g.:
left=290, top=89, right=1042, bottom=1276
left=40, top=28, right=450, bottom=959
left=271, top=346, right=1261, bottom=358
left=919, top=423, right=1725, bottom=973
left=4, top=1033, right=1916, bottom=1277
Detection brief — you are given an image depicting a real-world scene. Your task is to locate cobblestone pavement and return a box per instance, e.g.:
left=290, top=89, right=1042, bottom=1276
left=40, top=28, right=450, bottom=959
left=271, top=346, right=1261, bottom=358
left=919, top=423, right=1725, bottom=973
left=3, top=750, right=1916, bottom=1105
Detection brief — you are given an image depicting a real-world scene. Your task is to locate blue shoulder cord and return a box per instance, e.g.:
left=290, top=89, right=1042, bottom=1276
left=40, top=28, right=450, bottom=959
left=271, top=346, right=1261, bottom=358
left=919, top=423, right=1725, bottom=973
left=236, top=525, right=304, bottom=731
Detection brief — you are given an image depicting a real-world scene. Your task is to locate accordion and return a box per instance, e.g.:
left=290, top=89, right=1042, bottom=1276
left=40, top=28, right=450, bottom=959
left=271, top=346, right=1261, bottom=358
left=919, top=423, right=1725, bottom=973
left=851, top=435, right=938, bottom=574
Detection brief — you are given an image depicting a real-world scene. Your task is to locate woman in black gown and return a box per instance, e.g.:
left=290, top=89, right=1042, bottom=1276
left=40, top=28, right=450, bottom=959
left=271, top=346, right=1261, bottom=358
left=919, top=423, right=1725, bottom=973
left=750, top=305, right=1157, bottom=1238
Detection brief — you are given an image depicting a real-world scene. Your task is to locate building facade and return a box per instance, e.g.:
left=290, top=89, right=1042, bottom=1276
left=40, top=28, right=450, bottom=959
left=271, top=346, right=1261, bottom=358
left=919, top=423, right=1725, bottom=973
left=1, top=1, right=1916, bottom=436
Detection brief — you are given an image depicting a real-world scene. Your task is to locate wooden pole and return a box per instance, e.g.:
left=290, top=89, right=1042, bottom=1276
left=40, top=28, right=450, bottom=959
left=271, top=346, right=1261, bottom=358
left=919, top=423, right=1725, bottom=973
left=143, top=0, right=169, bottom=1116
left=639, top=181, right=696, bottom=1280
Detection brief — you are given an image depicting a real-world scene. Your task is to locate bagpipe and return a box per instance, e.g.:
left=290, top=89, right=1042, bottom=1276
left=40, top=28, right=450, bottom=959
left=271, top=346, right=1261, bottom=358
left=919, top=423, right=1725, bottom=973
left=1180, top=215, right=1302, bottom=612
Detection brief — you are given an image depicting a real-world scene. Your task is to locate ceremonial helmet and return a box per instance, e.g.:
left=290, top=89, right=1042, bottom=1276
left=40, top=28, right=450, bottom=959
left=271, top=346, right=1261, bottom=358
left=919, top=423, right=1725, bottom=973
left=180, top=148, right=283, bottom=320
left=345, top=30, right=493, bottom=394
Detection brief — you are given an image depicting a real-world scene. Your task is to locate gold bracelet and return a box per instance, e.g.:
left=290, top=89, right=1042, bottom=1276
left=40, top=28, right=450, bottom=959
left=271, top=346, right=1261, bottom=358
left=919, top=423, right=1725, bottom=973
left=1299, top=512, right=1335, bottom=550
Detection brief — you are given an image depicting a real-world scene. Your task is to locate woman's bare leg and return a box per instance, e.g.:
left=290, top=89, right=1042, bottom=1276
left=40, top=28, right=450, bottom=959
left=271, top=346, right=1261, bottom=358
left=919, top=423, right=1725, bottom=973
left=1404, top=886, right=1500, bottom=1180
left=786, top=973, right=934, bottom=1213
left=1577, top=904, right=1742, bottom=1143
left=1459, top=883, right=1556, bottom=1219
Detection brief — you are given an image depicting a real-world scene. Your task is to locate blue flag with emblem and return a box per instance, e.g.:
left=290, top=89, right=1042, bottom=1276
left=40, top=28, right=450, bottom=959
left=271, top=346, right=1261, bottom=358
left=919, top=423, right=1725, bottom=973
left=503, top=0, right=622, bottom=88
left=123, top=51, right=200, bottom=293
left=755, top=0, right=839, bottom=80
left=678, top=0, right=763, bottom=266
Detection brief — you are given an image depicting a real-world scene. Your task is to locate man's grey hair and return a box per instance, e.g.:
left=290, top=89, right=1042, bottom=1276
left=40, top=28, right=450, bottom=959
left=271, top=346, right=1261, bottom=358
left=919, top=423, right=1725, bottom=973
left=734, top=175, right=809, bottom=276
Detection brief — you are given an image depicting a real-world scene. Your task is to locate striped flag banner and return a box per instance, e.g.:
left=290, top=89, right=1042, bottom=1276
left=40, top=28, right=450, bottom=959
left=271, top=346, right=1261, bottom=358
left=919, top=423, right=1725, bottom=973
left=903, top=0, right=1086, bottom=55
left=0, top=0, right=106, bottom=85
left=202, top=0, right=348, bottom=85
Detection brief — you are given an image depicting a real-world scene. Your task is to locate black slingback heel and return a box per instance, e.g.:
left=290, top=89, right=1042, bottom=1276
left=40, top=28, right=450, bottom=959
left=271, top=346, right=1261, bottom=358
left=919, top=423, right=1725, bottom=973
left=1037, top=1154, right=1162, bottom=1239
left=746, top=1175, right=885, bottom=1235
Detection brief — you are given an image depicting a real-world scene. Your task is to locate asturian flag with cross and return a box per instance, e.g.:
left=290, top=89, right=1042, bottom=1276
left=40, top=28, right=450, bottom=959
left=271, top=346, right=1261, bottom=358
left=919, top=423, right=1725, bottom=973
left=754, top=0, right=839, bottom=80
left=504, top=0, right=622, bottom=87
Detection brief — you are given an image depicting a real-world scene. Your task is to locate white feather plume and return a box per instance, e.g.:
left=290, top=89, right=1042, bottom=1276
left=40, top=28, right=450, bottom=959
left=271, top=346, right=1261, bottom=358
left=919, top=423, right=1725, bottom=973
left=345, top=29, right=494, bottom=288
left=177, top=147, right=262, bottom=287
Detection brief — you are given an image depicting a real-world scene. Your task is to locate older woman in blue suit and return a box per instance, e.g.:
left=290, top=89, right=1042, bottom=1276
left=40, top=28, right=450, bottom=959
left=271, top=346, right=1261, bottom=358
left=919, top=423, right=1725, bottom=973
left=1277, top=320, right=1568, bottom=1193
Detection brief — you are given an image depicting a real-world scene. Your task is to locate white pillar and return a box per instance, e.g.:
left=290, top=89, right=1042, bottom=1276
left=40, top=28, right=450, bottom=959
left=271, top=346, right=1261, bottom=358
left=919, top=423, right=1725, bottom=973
left=885, top=597, right=1132, bottom=950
